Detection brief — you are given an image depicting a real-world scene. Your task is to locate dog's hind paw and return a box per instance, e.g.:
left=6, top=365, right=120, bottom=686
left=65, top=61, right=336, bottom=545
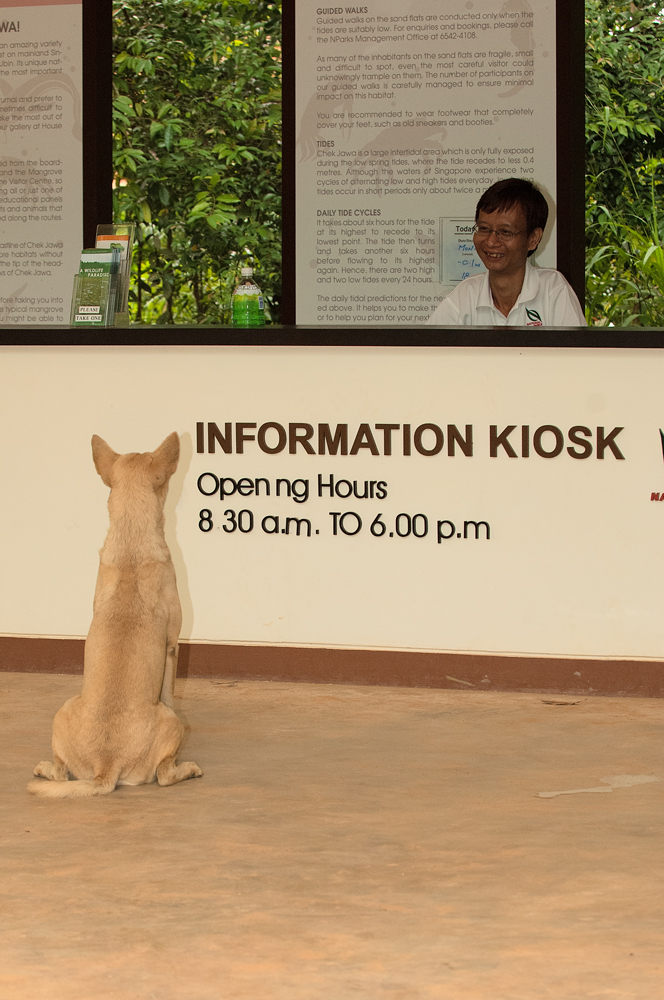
left=156, top=758, right=203, bottom=786
left=33, top=761, right=53, bottom=779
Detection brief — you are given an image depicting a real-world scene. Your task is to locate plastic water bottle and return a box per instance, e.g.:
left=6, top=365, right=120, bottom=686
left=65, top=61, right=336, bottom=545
left=231, top=267, right=265, bottom=327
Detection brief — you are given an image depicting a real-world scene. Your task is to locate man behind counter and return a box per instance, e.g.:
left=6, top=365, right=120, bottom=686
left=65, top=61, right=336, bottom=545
left=427, top=178, right=586, bottom=327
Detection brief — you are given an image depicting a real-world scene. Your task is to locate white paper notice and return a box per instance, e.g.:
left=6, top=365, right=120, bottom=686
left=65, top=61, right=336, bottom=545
left=0, top=1, right=82, bottom=325
left=296, top=0, right=556, bottom=324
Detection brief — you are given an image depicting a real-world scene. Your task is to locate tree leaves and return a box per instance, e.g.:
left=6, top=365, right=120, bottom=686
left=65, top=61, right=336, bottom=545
left=112, top=0, right=282, bottom=324
left=585, top=0, right=664, bottom=325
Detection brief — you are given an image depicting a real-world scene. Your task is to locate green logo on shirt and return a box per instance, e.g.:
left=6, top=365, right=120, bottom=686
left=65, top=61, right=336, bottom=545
left=526, top=307, right=543, bottom=326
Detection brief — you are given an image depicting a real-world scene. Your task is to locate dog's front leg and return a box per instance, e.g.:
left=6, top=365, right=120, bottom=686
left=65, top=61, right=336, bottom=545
left=156, top=754, right=203, bottom=786
left=153, top=705, right=202, bottom=785
left=159, top=641, right=178, bottom=708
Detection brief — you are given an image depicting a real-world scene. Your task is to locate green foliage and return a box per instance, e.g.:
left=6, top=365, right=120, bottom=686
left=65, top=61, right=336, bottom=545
left=585, top=0, right=664, bottom=325
left=112, top=0, right=282, bottom=324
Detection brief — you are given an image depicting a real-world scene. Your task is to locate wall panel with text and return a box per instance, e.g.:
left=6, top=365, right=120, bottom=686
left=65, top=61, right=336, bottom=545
left=1, top=343, right=663, bottom=667
left=285, top=0, right=583, bottom=325
left=0, top=0, right=111, bottom=327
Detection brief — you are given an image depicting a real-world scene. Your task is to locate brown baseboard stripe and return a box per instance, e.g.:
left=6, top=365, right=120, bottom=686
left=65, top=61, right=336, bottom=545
left=0, top=636, right=85, bottom=674
left=1, top=636, right=663, bottom=696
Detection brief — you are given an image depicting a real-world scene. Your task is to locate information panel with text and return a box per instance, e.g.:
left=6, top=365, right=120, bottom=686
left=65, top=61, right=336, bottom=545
left=295, top=0, right=557, bottom=324
left=0, top=0, right=82, bottom=325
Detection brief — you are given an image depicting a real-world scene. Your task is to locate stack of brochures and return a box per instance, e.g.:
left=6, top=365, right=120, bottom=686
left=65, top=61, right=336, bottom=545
left=70, top=225, right=135, bottom=328
left=95, top=224, right=134, bottom=326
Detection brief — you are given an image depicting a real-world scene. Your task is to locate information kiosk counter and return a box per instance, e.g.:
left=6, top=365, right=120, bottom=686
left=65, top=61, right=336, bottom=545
left=0, top=325, right=663, bottom=696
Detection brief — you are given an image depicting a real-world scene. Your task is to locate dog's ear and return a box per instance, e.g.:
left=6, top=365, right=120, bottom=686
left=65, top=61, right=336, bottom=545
left=150, top=432, right=180, bottom=483
left=91, top=435, right=120, bottom=487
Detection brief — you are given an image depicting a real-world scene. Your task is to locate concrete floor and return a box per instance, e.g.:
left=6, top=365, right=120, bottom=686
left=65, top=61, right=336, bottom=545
left=1, top=673, right=663, bottom=1000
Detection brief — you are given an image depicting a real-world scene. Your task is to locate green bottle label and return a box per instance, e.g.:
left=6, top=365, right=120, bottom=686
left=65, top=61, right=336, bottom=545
left=231, top=283, right=265, bottom=327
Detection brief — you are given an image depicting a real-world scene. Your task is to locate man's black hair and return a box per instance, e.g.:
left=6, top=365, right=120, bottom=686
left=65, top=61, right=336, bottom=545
left=475, top=178, right=549, bottom=256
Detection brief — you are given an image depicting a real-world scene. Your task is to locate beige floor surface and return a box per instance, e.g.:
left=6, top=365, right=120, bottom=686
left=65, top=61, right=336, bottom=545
left=1, top=671, right=663, bottom=1000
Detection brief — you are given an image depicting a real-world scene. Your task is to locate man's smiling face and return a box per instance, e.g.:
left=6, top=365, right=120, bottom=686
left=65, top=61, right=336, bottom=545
left=473, top=204, right=543, bottom=278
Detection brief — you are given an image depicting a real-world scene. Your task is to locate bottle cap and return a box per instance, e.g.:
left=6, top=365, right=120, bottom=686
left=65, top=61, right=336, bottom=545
left=241, top=267, right=253, bottom=276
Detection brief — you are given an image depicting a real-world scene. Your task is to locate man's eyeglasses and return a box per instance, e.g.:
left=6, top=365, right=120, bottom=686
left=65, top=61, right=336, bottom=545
left=472, top=224, right=524, bottom=242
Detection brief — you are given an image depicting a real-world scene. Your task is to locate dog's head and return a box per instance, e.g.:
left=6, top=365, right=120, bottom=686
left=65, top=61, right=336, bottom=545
left=92, top=433, right=180, bottom=496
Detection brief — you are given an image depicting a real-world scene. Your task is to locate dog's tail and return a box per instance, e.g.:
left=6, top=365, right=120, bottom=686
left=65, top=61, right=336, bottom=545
left=27, top=774, right=118, bottom=798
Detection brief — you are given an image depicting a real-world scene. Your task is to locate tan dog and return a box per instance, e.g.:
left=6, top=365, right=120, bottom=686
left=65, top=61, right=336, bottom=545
left=28, top=433, right=202, bottom=798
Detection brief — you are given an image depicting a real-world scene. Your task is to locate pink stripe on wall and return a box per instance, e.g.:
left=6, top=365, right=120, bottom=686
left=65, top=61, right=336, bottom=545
left=0, top=0, right=80, bottom=8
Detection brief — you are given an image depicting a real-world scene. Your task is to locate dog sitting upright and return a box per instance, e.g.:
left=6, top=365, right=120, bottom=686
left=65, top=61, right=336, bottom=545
left=28, top=433, right=202, bottom=798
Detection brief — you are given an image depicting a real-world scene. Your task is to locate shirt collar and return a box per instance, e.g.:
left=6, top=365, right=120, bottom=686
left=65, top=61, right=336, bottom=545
left=476, top=270, right=494, bottom=310
left=476, top=261, right=540, bottom=314
left=517, top=260, right=540, bottom=305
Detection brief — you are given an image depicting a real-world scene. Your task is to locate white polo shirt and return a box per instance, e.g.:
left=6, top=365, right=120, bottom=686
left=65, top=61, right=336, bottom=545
left=427, top=262, right=587, bottom=327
